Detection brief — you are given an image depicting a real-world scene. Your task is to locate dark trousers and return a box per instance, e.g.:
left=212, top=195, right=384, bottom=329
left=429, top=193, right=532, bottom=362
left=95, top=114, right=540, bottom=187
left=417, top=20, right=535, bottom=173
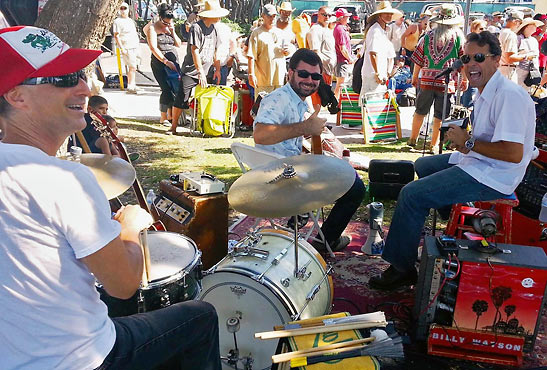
left=151, top=53, right=177, bottom=112
left=173, top=74, right=199, bottom=109
left=97, top=301, right=221, bottom=370
left=321, top=173, right=365, bottom=244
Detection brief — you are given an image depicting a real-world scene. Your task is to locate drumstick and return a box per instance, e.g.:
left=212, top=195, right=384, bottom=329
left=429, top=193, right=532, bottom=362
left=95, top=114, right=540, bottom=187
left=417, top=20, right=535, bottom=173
left=139, top=230, right=151, bottom=288
left=271, top=337, right=374, bottom=363
left=255, top=321, right=387, bottom=340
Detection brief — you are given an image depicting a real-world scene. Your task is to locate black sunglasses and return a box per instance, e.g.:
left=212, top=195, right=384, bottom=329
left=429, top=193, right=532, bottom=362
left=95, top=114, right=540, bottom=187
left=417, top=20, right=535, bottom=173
left=460, top=53, right=495, bottom=64
left=295, top=69, right=323, bottom=81
left=319, top=12, right=329, bottom=17
left=120, top=6, right=128, bottom=10
left=20, top=70, right=87, bottom=88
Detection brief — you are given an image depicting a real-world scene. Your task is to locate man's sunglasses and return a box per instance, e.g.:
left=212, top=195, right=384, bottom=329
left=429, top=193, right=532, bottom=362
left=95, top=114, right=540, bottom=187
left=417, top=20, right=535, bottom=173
left=120, top=6, right=128, bottom=10
left=460, top=53, right=495, bottom=64
left=319, top=12, right=329, bottom=17
left=295, top=69, right=323, bottom=80
left=20, top=70, right=87, bottom=88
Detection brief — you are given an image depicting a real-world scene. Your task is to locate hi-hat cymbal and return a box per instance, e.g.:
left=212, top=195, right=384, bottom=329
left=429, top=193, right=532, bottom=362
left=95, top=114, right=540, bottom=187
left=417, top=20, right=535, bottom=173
left=79, top=154, right=136, bottom=199
left=228, top=155, right=355, bottom=218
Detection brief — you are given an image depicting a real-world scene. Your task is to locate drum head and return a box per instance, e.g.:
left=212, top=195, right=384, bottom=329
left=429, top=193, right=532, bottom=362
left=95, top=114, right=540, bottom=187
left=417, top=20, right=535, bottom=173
left=147, top=232, right=198, bottom=282
left=200, top=271, right=291, bottom=370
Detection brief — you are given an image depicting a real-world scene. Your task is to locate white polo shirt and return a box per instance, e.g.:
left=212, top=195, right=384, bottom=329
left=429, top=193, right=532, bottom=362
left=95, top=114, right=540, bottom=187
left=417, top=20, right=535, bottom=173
left=449, top=70, right=536, bottom=194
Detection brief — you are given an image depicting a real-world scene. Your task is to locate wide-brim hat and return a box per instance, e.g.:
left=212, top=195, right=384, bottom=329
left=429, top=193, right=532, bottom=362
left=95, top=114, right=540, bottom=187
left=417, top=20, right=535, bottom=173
left=278, top=2, right=295, bottom=12
left=0, top=26, right=101, bottom=96
left=370, top=1, right=403, bottom=20
left=430, top=5, right=463, bottom=25
left=198, top=0, right=229, bottom=18
left=516, top=18, right=543, bottom=34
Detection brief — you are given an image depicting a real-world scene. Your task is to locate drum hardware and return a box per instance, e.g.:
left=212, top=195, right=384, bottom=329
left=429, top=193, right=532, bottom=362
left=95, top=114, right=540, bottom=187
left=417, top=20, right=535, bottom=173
left=256, top=247, right=289, bottom=282
left=293, top=266, right=333, bottom=321
left=224, top=317, right=254, bottom=370
left=160, top=288, right=171, bottom=308
left=267, top=163, right=296, bottom=184
left=137, top=291, right=145, bottom=313
left=294, top=259, right=312, bottom=281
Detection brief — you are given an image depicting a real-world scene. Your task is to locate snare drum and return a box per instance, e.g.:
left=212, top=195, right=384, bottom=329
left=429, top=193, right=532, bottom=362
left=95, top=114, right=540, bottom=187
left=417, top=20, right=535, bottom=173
left=199, top=228, right=333, bottom=370
left=97, top=231, right=202, bottom=317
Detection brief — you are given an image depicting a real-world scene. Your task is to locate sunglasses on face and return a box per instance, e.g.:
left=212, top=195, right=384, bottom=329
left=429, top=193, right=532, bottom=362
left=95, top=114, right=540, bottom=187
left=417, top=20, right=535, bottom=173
left=20, top=70, right=87, bottom=88
left=319, top=12, right=329, bottom=17
left=120, top=6, right=128, bottom=10
left=295, top=69, right=322, bottom=80
left=460, top=53, right=495, bottom=64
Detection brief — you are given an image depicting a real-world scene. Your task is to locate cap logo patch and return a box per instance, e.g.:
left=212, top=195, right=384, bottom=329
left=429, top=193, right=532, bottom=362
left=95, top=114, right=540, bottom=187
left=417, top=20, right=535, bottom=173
left=22, top=30, right=60, bottom=52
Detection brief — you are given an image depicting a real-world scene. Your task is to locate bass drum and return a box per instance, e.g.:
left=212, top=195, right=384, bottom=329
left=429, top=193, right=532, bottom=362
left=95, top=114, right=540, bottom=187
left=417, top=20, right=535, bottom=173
left=199, top=228, right=333, bottom=370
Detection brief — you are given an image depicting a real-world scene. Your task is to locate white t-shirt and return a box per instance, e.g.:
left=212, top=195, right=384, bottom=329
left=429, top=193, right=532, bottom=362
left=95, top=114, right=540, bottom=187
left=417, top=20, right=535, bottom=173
left=307, top=23, right=336, bottom=75
left=113, top=16, right=140, bottom=49
left=387, top=22, right=406, bottom=52
left=499, top=28, right=518, bottom=66
left=215, top=22, right=232, bottom=67
left=362, top=22, right=395, bottom=79
left=0, top=143, right=120, bottom=370
left=449, top=71, right=536, bottom=194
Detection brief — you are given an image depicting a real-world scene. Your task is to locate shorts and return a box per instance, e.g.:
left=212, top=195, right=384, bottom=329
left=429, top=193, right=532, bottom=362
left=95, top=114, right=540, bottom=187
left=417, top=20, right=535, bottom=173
left=335, top=62, right=352, bottom=79
left=173, top=74, right=198, bottom=109
left=122, top=48, right=139, bottom=69
left=415, top=88, right=452, bottom=120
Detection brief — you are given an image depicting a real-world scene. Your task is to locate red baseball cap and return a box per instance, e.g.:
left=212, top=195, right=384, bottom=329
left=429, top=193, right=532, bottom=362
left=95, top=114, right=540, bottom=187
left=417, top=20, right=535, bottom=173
left=0, top=26, right=102, bottom=96
left=335, top=8, right=351, bottom=18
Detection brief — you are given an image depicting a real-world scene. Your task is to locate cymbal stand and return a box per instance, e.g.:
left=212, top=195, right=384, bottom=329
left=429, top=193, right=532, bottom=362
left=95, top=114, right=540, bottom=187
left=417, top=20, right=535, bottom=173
left=293, top=215, right=299, bottom=278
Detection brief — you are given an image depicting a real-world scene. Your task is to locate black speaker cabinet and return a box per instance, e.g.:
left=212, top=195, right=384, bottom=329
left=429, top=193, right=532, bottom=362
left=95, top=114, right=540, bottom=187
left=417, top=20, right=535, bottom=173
left=368, top=159, right=415, bottom=200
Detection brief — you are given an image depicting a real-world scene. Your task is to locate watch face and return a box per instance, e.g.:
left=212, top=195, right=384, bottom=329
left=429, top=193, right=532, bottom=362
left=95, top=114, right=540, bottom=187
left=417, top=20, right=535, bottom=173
left=465, top=137, right=475, bottom=149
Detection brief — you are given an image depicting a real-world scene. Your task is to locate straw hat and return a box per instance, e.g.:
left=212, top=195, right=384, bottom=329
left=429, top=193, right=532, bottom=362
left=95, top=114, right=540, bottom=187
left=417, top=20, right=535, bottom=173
left=198, top=0, right=229, bottom=18
left=429, top=5, right=463, bottom=26
left=516, top=18, right=543, bottom=34
left=277, top=2, right=295, bottom=13
left=370, top=1, right=403, bottom=20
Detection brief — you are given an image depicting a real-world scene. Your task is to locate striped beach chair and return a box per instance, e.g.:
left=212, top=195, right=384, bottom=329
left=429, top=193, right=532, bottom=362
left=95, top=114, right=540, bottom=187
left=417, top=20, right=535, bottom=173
left=337, top=87, right=362, bottom=128
left=361, top=91, right=401, bottom=143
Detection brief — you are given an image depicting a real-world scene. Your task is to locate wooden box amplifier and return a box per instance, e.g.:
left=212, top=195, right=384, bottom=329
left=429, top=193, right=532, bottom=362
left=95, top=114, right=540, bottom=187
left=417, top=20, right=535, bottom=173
left=156, top=180, right=228, bottom=269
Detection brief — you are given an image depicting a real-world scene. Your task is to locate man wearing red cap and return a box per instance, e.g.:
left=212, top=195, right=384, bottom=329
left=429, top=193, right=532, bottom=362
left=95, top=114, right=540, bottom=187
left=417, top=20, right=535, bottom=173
left=0, top=26, right=220, bottom=370
left=333, top=8, right=355, bottom=103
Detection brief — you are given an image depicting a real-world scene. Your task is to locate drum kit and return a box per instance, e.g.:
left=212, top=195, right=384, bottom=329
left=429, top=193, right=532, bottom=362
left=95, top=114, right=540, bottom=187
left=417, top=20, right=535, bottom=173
left=80, top=153, right=355, bottom=370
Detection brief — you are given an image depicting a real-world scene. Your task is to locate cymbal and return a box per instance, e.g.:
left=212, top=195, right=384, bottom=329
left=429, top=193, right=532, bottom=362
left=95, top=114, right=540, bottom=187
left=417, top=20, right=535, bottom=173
left=228, top=155, right=355, bottom=218
left=79, top=154, right=136, bottom=199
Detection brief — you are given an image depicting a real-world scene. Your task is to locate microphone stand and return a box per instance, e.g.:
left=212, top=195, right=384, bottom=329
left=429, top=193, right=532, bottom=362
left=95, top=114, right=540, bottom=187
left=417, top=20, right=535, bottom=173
left=431, top=73, right=451, bottom=237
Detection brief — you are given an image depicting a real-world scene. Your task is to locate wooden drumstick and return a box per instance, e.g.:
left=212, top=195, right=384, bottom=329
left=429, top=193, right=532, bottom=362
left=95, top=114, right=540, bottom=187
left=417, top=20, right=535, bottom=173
left=139, top=229, right=152, bottom=288
left=272, top=337, right=374, bottom=363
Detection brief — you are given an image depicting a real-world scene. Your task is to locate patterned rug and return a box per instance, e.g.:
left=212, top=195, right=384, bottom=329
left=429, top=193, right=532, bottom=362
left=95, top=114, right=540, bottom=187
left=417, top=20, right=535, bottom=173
left=230, top=216, right=547, bottom=369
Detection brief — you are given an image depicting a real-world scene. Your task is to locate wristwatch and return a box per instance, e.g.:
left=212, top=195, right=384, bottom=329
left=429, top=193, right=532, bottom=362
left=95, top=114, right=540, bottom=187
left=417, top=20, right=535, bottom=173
left=464, top=136, right=476, bottom=150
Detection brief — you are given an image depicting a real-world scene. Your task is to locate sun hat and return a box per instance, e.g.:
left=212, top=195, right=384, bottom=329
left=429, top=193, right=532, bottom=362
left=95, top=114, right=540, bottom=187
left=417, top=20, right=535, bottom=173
left=429, top=4, right=464, bottom=26
left=516, top=18, right=543, bottom=34
left=492, top=11, right=503, bottom=17
left=370, top=1, right=403, bottom=20
left=506, top=10, right=524, bottom=22
left=335, top=8, right=351, bottom=18
left=0, top=26, right=101, bottom=96
left=262, top=4, right=277, bottom=16
left=277, top=2, right=295, bottom=12
left=120, top=2, right=129, bottom=9
left=198, top=0, right=229, bottom=18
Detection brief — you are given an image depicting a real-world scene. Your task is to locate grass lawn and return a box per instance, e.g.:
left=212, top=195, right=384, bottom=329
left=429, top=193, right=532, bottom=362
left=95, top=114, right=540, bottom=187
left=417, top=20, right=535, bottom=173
left=118, top=118, right=443, bottom=230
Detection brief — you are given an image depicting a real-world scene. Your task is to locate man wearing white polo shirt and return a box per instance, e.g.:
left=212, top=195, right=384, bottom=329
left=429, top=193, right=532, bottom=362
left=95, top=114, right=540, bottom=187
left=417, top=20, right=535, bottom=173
left=370, top=31, right=536, bottom=290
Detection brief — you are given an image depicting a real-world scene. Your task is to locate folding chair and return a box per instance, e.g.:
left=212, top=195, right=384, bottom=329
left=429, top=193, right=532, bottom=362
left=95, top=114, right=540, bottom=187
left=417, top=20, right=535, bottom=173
left=230, top=142, right=334, bottom=256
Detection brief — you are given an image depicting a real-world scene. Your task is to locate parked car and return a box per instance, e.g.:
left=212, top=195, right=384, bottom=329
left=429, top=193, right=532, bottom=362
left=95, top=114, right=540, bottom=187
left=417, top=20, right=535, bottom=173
left=333, top=4, right=367, bottom=33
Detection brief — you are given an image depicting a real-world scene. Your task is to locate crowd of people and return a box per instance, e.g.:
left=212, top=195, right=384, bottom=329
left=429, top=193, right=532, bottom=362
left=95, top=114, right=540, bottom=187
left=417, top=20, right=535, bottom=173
left=0, top=1, right=543, bottom=368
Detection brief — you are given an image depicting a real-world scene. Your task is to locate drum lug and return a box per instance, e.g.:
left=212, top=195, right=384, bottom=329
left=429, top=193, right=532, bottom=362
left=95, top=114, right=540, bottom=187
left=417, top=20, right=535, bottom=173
left=160, top=289, right=171, bottom=308
left=280, top=277, right=290, bottom=287
left=137, top=291, right=146, bottom=313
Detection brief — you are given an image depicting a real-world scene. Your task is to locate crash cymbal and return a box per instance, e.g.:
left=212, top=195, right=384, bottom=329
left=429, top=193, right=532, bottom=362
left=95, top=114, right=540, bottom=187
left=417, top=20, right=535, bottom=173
left=79, top=154, right=136, bottom=199
left=228, top=155, right=355, bottom=218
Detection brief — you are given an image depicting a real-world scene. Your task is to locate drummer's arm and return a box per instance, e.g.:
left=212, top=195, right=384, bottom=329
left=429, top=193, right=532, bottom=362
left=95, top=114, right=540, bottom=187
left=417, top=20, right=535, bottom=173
left=254, top=106, right=326, bottom=145
left=81, top=205, right=150, bottom=299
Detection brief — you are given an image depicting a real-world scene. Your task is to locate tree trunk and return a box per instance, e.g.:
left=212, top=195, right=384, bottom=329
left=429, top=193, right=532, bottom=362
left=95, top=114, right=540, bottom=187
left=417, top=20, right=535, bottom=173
left=35, top=0, right=123, bottom=50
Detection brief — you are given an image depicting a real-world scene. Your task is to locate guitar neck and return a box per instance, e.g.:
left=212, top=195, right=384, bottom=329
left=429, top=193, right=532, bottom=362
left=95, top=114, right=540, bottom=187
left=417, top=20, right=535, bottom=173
left=311, top=135, right=323, bottom=155
left=89, top=112, right=156, bottom=218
